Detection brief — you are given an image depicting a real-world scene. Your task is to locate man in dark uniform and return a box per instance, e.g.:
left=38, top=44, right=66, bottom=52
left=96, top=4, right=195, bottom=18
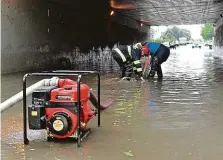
left=143, top=42, right=170, bottom=79
left=111, top=43, right=144, bottom=81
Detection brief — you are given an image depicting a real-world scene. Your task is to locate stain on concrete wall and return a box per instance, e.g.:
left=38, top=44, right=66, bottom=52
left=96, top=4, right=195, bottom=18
left=1, top=0, right=150, bottom=74
left=72, top=46, right=117, bottom=71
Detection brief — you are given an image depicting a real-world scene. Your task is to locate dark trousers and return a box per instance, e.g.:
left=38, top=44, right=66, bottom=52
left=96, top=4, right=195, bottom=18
left=112, top=50, right=132, bottom=78
left=148, top=56, right=163, bottom=78
left=148, top=44, right=170, bottom=79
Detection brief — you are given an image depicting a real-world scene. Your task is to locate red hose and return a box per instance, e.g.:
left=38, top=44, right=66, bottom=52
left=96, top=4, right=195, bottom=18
left=89, top=91, right=112, bottom=110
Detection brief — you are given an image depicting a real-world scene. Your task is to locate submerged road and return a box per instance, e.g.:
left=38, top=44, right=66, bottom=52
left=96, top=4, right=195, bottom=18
left=1, top=45, right=223, bottom=160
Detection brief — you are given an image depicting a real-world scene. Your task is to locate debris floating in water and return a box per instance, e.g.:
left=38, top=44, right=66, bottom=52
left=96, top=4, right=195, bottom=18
left=124, top=150, right=134, bottom=157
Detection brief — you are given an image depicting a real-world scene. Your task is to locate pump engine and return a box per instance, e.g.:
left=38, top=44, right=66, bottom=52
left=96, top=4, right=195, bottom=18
left=28, top=78, right=96, bottom=140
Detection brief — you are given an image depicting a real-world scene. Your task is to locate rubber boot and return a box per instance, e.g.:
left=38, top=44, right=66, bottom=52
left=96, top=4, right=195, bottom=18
left=147, top=70, right=155, bottom=79
left=157, top=64, right=163, bottom=80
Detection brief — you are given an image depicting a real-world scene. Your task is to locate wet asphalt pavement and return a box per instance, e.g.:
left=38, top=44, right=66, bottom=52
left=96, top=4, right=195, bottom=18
left=1, top=45, right=223, bottom=160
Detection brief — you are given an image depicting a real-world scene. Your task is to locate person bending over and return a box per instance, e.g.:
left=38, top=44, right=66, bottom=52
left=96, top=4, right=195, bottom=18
left=111, top=43, right=144, bottom=81
left=143, top=42, right=170, bottom=79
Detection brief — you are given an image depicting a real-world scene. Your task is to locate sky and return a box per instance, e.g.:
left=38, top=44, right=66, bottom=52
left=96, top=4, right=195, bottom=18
left=152, top=24, right=204, bottom=40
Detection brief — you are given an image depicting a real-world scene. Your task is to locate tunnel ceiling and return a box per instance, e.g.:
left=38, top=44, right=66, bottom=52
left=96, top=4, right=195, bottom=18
left=111, top=0, right=223, bottom=26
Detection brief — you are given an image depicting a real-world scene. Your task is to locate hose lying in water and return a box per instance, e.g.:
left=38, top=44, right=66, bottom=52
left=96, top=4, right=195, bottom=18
left=0, top=78, right=112, bottom=113
left=0, top=79, right=52, bottom=113
left=89, top=91, right=112, bottom=111
left=0, top=77, right=60, bottom=113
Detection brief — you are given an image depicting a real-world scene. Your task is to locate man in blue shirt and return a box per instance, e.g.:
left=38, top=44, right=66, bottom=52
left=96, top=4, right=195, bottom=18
left=143, top=42, right=170, bottom=79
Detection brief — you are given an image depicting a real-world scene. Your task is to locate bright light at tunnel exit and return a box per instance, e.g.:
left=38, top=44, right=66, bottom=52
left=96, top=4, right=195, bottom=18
left=110, top=10, right=114, bottom=16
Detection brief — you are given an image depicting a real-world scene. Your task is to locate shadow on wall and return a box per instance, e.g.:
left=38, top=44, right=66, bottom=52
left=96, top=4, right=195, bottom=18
left=45, top=0, right=149, bottom=54
left=50, top=21, right=149, bottom=71
left=71, top=22, right=148, bottom=53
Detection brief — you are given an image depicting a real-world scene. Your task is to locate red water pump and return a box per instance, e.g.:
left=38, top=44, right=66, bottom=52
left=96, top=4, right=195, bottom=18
left=23, top=71, right=105, bottom=147
left=45, top=79, right=95, bottom=139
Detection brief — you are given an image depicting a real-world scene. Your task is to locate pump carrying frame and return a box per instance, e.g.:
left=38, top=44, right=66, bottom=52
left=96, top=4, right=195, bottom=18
left=23, top=70, right=101, bottom=147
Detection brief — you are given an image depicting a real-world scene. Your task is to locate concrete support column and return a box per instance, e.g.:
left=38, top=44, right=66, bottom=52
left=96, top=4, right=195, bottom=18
left=214, top=17, right=223, bottom=58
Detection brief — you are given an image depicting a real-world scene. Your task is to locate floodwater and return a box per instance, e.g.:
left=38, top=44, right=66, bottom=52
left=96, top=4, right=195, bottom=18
left=1, top=45, right=223, bottom=160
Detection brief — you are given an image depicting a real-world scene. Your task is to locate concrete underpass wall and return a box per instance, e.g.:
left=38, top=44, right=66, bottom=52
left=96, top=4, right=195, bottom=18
left=1, top=0, right=56, bottom=73
left=214, top=18, right=223, bottom=58
left=1, top=0, right=150, bottom=74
